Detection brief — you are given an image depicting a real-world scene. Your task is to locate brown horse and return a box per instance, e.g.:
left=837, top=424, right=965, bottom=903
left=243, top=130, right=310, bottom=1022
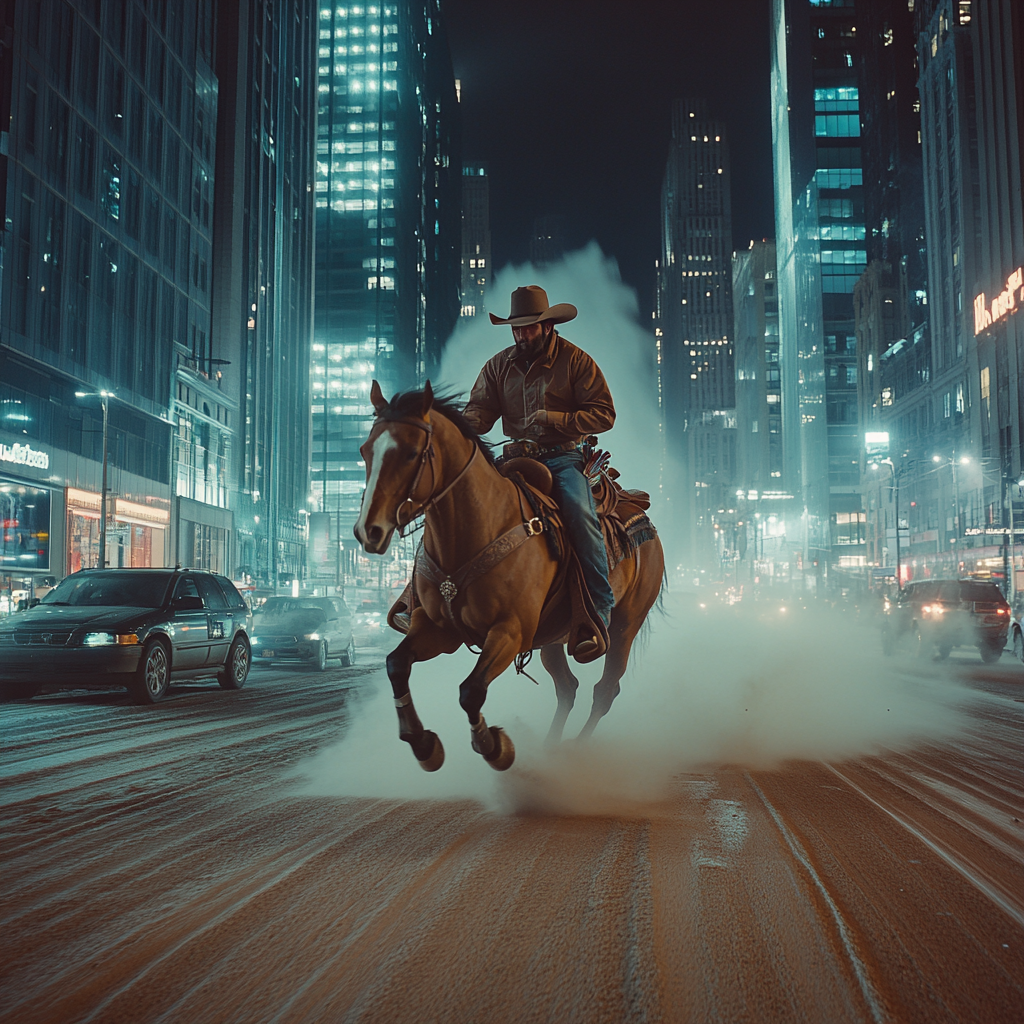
left=354, top=380, right=665, bottom=772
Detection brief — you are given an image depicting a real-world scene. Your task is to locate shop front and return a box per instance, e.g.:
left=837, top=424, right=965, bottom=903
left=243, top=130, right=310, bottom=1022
left=66, top=488, right=170, bottom=572
left=1, top=475, right=60, bottom=615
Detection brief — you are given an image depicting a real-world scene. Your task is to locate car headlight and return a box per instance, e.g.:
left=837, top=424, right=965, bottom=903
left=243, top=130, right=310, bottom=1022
left=82, top=632, right=139, bottom=646
left=304, top=632, right=321, bottom=641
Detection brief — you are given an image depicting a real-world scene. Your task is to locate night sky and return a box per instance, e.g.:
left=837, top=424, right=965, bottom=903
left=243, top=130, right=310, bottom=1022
left=444, top=0, right=775, bottom=309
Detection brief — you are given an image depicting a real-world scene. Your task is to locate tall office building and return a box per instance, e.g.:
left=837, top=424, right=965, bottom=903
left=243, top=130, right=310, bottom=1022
left=212, top=0, right=317, bottom=585
left=1, top=0, right=218, bottom=582
left=311, top=1, right=461, bottom=558
left=733, top=241, right=782, bottom=494
left=771, top=0, right=868, bottom=587
left=969, top=0, right=1023, bottom=499
left=657, top=98, right=735, bottom=567
left=460, top=162, right=491, bottom=318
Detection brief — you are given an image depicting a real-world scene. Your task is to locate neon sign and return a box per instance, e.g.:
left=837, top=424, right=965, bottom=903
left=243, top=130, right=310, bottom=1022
left=974, top=266, right=1023, bottom=335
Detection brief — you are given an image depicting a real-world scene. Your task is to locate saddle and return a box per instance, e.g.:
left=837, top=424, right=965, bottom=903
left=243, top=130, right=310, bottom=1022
left=387, top=449, right=657, bottom=665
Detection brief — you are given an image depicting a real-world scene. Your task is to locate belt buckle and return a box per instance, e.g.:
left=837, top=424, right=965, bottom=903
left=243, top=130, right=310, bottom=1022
left=525, top=517, right=544, bottom=537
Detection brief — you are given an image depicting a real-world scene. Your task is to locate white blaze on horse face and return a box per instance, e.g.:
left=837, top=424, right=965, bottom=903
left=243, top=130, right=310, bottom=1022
left=356, top=429, right=398, bottom=538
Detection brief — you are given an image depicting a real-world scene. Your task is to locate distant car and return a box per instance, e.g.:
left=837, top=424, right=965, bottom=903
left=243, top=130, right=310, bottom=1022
left=1010, top=604, right=1024, bottom=665
left=251, top=596, right=355, bottom=670
left=881, top=579, right=1011, bottom=662
left=0, top=569, right=252, bottom=704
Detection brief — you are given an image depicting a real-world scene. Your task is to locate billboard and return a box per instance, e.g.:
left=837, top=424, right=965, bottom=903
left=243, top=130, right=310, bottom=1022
left=309, top=512, right=333, bottom=578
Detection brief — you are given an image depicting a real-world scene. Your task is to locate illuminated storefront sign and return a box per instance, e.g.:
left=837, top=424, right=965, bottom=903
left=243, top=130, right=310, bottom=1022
left=0, top=441, right=50, bottom=470
left=974, top=266, right=1023, bottom=335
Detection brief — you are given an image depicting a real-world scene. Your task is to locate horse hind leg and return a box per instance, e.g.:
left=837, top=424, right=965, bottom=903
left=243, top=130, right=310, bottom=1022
left=577, top=626, right=633, bottom=740
left=386, top=611, right=459, bottom=771
left=540, top=643, right=579, bottom=746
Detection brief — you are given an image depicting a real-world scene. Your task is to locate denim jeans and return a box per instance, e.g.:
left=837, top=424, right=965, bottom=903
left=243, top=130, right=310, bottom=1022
left=539, top=451, right=615, bottom=623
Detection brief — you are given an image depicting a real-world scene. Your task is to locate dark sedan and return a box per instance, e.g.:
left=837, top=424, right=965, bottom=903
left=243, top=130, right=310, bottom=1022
left=252, top=596, right=355, bottom=670
left=0, top=569, right=252, bottom=704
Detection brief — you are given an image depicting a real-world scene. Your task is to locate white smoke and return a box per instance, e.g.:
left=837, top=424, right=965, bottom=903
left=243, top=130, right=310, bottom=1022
left=291, top=245, right=972, bottom=815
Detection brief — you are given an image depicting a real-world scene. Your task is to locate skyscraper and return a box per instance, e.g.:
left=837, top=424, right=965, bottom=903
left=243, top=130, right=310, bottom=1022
left=771, top=0, right=868, bottom=587
left=311, top=1, right=461, bottom=562
left=1, top=0, right=219, bottom=579
left=212, top=0, right=318, bottom=585
left=657, top=98, right=735, bottom=567
left=460, top=163, right=491, bottom=318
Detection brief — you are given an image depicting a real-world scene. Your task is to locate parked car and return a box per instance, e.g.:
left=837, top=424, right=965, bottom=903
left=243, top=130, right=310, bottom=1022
left=0, top=569, right=252, bottom=704
left=251, top=596, right=355, bottom=670
left=881, top=578, right=1011, bottom=662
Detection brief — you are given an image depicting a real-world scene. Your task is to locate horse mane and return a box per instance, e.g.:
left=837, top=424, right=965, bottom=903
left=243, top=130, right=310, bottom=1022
left=382, top=388, right=496, bottom=465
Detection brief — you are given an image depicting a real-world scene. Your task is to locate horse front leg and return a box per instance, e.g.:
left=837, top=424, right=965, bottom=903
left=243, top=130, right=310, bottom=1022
left=540, top=643, right=579, bottom=746
left=386, top=609, right=461, bottom=771
left=458, top=620, right=523, bottom=771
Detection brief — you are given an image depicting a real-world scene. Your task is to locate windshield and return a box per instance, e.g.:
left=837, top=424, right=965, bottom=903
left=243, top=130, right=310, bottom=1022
left=257, top=599, right=328, bottom=623
left=40, top=572, right=171, bottom=608
left=959, top=581, right=1004, bottom=602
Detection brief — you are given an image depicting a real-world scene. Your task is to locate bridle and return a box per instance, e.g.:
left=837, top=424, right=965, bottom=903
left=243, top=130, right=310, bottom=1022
left=376, top=415, right=478, bottom=537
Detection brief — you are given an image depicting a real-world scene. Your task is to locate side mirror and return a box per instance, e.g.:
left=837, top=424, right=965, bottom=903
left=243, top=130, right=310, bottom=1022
left=173, top=595, right=204, bottom=612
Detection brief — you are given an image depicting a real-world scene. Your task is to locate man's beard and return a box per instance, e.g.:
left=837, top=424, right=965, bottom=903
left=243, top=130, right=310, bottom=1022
left=515, top=331, right=550, bottom=361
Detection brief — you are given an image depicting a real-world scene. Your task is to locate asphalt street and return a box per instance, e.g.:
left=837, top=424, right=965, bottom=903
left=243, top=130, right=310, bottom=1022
left=1, top=628, right=1021, bottom=1024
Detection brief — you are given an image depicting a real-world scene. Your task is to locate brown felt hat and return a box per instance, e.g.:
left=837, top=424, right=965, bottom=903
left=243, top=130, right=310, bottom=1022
left=488, top=285, right=578, bottom=326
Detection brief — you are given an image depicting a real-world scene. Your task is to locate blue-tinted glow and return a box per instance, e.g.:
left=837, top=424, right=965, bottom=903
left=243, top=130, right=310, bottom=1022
left=814, top=168, right=863, bottom=189
left=815, top=114, right=860, bottom=137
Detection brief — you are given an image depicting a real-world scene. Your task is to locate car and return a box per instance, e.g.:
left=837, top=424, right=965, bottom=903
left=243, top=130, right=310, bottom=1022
left=0, top=568, right=252, bottom=704
left=251, top=596, right=355, bottom=670
left=1010, top=601, right=1024, bottom=665
left=881, top=578, right=1011, bottom=662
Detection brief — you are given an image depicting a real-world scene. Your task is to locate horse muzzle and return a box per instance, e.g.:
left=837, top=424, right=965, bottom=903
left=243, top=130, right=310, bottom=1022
left=353, top=520, right=395, bottom=555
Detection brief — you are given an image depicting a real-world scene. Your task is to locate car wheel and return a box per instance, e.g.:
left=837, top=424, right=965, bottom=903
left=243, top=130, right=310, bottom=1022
left=936, top=643, right=952, bottom=661
left=130, top=639, right=171, bottom=705
left=979, top=641, right=1003, bottom=664
left=218, top=636, right=251, bottom=690
left=340, top=637, right=356, bottom=667
left=1014, top=628, right=1024, bottom=665
left=313, top=640, right=327, bottom=672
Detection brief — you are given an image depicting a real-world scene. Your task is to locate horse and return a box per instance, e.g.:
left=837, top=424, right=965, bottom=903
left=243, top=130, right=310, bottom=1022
left=353, top=380, right=665, bottom=772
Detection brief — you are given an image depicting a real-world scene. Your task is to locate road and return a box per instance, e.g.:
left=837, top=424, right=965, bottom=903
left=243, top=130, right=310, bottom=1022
left=1, top=617, right=1022, bottom=1024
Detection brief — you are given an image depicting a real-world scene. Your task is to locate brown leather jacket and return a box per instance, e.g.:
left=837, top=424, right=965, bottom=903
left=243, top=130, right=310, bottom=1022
left=463, top=332, right=615, bottom=445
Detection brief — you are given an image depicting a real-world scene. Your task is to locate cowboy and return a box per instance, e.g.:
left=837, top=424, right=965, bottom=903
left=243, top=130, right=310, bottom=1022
left=462, top=285, right=616, bottom=637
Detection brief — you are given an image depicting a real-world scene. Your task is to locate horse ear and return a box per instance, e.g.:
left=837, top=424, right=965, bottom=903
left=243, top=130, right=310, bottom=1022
left=370, top=380, right=387, bottom=415
left=421, top=379, right=434, bottom=418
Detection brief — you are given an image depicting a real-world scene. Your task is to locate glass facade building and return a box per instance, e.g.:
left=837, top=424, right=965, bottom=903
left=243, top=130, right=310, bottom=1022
left=212, top=0, right=317, bottom=585
left=1, top=0, right=218, bottom=588
left=311, top=1, right=460, bottom=565
left=657, top=98, right=736, bottom=567
left=460, top=163, right=490, bottom=318
left=771, top=0, right=867, bottom=583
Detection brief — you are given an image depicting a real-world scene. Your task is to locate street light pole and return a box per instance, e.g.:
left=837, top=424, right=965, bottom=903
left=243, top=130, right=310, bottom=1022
left=99, top=394, right=109, bottom=569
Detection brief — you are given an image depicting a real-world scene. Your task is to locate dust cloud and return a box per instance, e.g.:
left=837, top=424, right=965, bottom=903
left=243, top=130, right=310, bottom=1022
left=291, top=598, right=971, bottom=816
left=292, top=247, right=972, bottom=815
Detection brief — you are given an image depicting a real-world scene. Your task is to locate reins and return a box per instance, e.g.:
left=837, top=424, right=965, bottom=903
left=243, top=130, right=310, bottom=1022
left=384, top=415, right=479, bottom=538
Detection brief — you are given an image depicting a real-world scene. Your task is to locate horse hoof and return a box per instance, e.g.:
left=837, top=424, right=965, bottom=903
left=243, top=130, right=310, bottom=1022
left=415, top=730, right=445, bottom=772
left=484, top=727, right=515, bottom=771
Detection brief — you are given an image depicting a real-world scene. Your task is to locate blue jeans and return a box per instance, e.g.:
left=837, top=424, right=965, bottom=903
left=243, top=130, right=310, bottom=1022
left=539, top=452, right=615, bottom=623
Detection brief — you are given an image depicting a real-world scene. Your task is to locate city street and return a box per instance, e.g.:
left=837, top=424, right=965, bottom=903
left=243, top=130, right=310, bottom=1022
left=1, top=614, right=1021, bottom=1024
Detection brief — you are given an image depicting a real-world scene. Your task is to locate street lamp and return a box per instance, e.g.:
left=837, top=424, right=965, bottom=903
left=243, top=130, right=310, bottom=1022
left=932, top=451, right=970, bottom=571
left=75, top=390, right=116, bottom=569
left=870, top=457, right=902, bottom=588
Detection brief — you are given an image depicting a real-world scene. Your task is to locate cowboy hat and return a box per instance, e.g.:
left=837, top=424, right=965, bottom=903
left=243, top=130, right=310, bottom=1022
left=488, top=285, right=577, bottom=326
